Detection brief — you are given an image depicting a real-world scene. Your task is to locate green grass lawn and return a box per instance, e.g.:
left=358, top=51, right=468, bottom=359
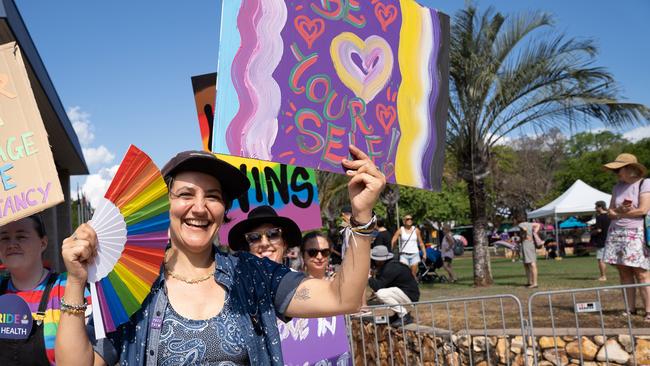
left=420, top=254, right=620, bottom=300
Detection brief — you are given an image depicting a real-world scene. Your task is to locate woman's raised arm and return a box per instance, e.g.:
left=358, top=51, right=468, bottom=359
left=285, top=145, right=385, bottom=317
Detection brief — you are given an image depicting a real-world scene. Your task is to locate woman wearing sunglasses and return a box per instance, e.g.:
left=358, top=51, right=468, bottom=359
left=228, top=205, right=302, bottom=265
left=56, top=145, right=384, bottom=365
left=300, top=232, right=333, bottom=280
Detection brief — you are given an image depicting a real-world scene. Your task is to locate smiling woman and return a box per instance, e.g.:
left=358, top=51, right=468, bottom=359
left=55, top=145, right=385, bottom=365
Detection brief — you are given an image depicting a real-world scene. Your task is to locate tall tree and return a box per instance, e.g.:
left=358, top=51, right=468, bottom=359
left=447, top=6, right=650, bottom=286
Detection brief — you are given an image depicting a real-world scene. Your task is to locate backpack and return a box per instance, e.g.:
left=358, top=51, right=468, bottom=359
left=453, top=238, right=464, bottom=256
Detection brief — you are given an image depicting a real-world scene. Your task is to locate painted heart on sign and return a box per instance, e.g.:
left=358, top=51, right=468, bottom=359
left=330, top=33, right=394, bottom=103
left=376, top=104, right=397, bottom=134
left=374, top=2, right=398, bottom=32
left=294, top=15, right=325, bottom=49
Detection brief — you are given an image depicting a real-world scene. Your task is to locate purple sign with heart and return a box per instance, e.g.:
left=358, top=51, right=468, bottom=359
left=0, top=294, right=33, bottom=340
left=214, top=0, right=449, bottom=190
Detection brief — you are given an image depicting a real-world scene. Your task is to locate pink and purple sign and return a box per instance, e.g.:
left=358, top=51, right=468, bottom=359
left=278, top=316, right=351, bottom=365
left=214, top=0, right=449, bottom=190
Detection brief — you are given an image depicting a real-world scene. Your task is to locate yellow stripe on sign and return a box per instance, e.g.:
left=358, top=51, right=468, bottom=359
left=396, top=0, right=426, bottom=187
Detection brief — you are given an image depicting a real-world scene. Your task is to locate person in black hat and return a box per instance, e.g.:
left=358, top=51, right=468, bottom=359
left=229, top=205, right=302, bottom=264
left=57, top=145, right=386, bottom=365
left=368, top=246, right=420, bottom=327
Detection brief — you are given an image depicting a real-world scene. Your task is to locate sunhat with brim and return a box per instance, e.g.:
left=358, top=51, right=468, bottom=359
left=603, top=153, right=647, bottom=176
left=161, top=150, right=250, bottom=206
left=370, top=245, right=394, bottom=261
left=228, top=205, right=302, bottom=251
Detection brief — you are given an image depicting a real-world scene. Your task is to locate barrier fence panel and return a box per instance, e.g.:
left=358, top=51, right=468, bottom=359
left=345, top=294, right=528, bottom=366
left=527, top=282, right=650, bottom=366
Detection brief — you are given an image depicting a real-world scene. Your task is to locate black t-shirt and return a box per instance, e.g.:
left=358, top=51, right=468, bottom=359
left=368, top=260, right=420, bottom=302
left=592, top=213, right=611, bottom=248
left=373, top=230, right=392, bottom=249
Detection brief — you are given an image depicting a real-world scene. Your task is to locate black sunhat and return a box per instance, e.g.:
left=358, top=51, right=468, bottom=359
left=161, top=150, right=250, bottom=205
left=228, top=205, right=302, bottom=251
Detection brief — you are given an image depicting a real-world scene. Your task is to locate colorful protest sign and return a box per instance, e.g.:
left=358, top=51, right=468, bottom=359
left=190, top=72, right=217, bottom=152
left=215, top=154, right=322, bottom=245
left=213, top=0, right=449, bottom=190
left=0, top=42, right=64, bottom=226
left=278, top=316, right=351, bottom=366
left=190, top=73, right=324, bottom=244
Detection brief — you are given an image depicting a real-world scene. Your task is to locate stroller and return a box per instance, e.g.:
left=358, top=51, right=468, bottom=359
left=417, top=247, right=447, bottom=283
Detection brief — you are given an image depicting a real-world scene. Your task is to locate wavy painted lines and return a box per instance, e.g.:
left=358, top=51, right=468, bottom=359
left=213, top=0, right=243, bottom=154
left=241, top=0, right=287, bottom=160
left=226, top=0, right=288, bottom=159
left=396, top=0, right=434, bottom=188
left=225, top=0, right=261, bottom=154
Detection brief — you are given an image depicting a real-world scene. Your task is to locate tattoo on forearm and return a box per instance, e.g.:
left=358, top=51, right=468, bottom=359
left=295, top=288, right=311, bottom=301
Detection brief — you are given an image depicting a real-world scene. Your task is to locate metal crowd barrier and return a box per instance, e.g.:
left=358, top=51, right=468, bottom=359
left=345, top=294, right=528, bottom=366
left=527, top=282, right=650, bottom=366
left=345, top=283, right=650, bottom=366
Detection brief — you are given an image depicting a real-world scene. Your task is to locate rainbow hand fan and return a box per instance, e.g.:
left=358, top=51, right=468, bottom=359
left=87, top=145, right=170, bottom=339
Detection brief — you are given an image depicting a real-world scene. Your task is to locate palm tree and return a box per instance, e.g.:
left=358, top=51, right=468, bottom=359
left=317, top=171, right=349, bottom=242
left=447, top=6, right=650, bottom=286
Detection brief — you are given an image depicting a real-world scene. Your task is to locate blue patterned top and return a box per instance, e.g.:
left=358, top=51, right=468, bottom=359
left=90, top=249, right=305, bottom=366
left=157, top=293, right=248, bottom=365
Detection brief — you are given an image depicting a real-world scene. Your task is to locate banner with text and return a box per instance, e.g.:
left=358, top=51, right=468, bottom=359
left=214, top=0, right=449, bottom=190
left=278, top=316, right=351, bottom=366
left=215, top=154, right=322, bottom=245
left=0, top=42, right=63, bottom=225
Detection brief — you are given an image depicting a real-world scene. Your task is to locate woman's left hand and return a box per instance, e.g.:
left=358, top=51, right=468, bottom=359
left=341, top=145, right=386, bottom=223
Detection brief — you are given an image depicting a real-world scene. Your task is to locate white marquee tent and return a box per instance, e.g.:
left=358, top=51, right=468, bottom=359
left=527, top=179, right=611, bottom=245
left=527, top=179, right=612, bottom=219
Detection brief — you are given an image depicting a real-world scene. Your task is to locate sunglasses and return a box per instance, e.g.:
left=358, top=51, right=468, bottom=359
left=245, top=227, right=283, bottom=245
left=404, top=217, right=413, bottom=221
left=306, top=248, right=331, bottom=258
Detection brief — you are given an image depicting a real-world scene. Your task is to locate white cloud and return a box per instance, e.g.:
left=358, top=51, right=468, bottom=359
left=80, top=165, right=120, bottom=208
left=83, top=145, right=115, bottom=166
left=623, top=125, right=650, bottom=142
left=67, top=106, right=94, bottom=145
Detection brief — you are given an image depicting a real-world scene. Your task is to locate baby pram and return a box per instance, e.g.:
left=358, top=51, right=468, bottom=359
left=418, top=247, right=447, bottom=283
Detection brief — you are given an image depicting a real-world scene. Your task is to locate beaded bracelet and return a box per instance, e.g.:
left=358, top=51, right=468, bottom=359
left=61, top=296, right=88, bottom=315
left=350, top=214, right=377, bottom=234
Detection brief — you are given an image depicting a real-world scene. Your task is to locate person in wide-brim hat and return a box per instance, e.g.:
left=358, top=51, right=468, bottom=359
left=601, top=152, right=650, bottom=321
left=603, top=153, right=647, bottom=177
left=229, top=205, right=302, bottom=263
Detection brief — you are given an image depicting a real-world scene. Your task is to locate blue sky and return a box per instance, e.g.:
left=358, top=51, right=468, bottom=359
left=14, top=0, right=650, bottom=205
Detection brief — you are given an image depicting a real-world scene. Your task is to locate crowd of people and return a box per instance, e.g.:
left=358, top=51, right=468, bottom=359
left=1, top=150, right=648, bottom=364
left=1, top=146, right=386, bottom=365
